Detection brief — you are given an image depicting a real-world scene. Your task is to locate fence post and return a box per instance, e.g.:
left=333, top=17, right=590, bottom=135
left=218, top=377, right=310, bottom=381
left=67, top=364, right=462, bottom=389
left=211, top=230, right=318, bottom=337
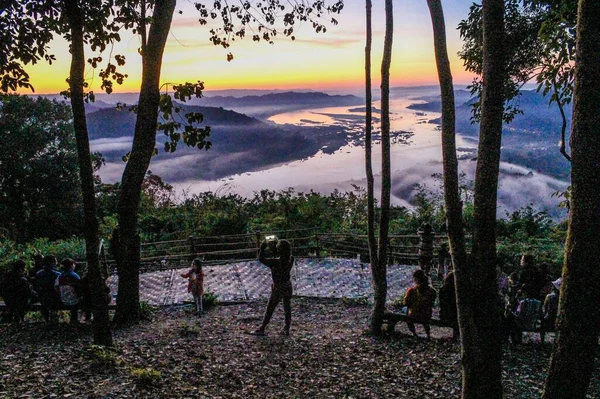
left=255, top=231, right=261, bottom=259
left=188, top=236, right=196, bottom=262
left=417, top=222, right=434, bottom=275
left=315, top=230, right=321, bottom=258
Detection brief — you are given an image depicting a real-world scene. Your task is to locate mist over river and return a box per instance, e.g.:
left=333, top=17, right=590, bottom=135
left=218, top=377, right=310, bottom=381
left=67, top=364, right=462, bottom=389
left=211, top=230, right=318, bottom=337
left=94, top=88, right=568, bottom=217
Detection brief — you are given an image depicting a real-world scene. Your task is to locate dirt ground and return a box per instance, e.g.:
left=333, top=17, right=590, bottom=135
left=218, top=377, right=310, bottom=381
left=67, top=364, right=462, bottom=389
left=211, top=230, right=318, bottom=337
left=1, top=297, right=598, bottom=398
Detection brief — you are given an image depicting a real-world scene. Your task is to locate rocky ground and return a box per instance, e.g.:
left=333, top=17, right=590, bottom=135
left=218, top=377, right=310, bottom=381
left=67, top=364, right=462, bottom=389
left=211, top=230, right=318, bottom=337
left=2, top=297, right=598, bottom=398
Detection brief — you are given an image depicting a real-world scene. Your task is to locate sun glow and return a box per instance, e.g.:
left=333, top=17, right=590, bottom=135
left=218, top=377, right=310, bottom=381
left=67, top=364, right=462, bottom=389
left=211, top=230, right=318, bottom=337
left=16, top=1, right=476, bottom=96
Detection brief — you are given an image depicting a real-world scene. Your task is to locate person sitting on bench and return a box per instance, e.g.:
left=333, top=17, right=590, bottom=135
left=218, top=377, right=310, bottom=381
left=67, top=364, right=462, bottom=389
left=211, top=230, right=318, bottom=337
left=508, top=285, right=542, bottom=344
left=1, top=260, right=35, bottom=323
left=404, top=269, right=437, bottom=339
left=35, top=255, right=60, bottom=322
left=540, top=278, right=561, bottom=343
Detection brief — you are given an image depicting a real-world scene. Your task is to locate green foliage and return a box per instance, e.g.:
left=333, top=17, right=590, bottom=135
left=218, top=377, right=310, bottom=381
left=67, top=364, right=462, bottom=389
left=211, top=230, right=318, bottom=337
left=202, top=291, right=218, bottom=309
left=459, top=0, right=577, bottom=125
left=458, top=0, right=546, bottom=123
left=131, top=367, right=162, bottom=388
left=0, top=237, right=85, bottom=274
left=196, top=0, right=344, bottom=61
left=178, top=322, right=201, bottom=338
left=0, top=95, right=83, bottom=243
left=496, top=206, right=564, bottom=275
left=84, top=345, right=121, bottom=371
left=139, top=301, right=157, bottom=321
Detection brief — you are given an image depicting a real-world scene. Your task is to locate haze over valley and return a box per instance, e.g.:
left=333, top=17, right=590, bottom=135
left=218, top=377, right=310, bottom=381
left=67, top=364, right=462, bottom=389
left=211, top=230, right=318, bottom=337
left=84, top=87, right=569, bottom=217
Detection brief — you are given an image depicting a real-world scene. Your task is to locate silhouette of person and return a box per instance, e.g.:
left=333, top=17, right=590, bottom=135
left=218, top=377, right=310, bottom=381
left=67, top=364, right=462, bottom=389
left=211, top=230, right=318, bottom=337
left=35, top=255, right=61, bottom=322
left=1, top=260, right=35, bottom=323
left=250, top=239, right=294, bottom=336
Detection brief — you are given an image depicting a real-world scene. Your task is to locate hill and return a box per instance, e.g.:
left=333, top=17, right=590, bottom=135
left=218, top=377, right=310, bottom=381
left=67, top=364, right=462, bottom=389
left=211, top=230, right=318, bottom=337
left=407, top=89, right=572, bottom=180
left=87, top=104, right=351, bottom=181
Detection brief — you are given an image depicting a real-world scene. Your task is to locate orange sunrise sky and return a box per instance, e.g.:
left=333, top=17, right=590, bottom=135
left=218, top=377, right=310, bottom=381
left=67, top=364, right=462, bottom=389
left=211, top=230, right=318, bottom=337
left=18, top=0, right=476, bottom=95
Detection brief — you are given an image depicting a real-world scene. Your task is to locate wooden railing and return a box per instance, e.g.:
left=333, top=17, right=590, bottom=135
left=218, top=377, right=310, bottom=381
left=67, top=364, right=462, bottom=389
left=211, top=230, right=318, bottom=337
left=101, top=228, right=452, bottom=274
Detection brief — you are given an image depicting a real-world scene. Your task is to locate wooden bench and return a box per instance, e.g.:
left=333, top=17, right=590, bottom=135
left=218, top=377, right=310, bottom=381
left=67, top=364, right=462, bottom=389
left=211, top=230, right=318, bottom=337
left=382, top=311, right=453, bottom=332
left=383, top=310, right=554, bottom=340
left=0, top=303, right=116, bottom=312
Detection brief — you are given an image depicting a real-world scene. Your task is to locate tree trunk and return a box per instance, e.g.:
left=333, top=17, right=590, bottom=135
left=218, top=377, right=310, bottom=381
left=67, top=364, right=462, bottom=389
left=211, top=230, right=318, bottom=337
left=460, top=0, right=506, bottom=397
left=364, top=0, right=379, bottom=330
left=369, top=0, right=393, bottom=335
left=113, top=0, right=176, bottom=324
left=543, top=1, right=600, bottom=397
left=425, top=0, right=468, bottom=326
left=63, top=0, right=112, bottom=345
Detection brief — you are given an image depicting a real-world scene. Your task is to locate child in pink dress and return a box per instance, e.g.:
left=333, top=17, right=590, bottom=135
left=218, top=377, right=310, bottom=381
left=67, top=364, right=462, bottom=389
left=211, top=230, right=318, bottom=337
left=182, top=258, right=205, bottom=315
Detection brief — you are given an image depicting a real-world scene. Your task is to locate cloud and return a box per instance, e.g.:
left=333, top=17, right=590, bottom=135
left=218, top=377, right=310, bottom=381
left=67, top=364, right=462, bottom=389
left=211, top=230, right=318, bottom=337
left=90, top=137, right=133, bottom=154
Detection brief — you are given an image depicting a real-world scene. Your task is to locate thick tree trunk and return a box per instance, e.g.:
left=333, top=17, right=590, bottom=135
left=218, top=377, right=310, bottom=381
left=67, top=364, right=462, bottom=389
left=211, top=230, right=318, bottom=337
left=459, top=0, right=506, bottom=397
left=113, top=0, right=176, bottom=324
left=63, top=0, right=112, bottom=345
left=543, top=1, right=600, bottom=397
left=369, top=0, right=393, bottom=335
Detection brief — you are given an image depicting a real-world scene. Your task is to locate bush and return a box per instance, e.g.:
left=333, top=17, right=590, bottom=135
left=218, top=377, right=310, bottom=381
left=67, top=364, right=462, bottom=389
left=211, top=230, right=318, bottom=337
left=202, top=291, right=218, bottom=309
left=131, top=367, right=162, bottom=388
left=179, top=322, right=201, bottom=338
left=139, top=301, right=157, bottom=321
left=84, top=345, right=121, bottom=372
left=0, top=237, right=86, bottom=273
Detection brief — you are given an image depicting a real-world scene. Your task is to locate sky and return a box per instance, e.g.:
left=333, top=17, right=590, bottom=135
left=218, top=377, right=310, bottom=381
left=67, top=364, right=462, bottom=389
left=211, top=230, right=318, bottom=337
left=20, top=0, right=477, bottom=95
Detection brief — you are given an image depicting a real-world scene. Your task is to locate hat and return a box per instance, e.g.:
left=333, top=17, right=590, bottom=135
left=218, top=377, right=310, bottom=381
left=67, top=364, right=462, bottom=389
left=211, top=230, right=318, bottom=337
left=552, top=277, right=562, bottom=290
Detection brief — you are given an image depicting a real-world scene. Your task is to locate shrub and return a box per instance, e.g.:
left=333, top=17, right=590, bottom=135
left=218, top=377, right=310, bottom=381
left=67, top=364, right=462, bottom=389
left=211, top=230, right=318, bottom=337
left=202, top=291, right=218, bottom=309
left=139, top=301, right=157, bottom=321
left=84, top=345, right=121, bottom=372
left=131, top=367, right=162, bottom=388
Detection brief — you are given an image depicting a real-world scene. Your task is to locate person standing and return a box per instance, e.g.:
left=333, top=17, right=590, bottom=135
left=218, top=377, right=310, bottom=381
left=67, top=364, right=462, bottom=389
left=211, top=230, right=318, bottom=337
left=181, top=258, right=205, bottom=315
left=251, top=239, right=294, bottom=336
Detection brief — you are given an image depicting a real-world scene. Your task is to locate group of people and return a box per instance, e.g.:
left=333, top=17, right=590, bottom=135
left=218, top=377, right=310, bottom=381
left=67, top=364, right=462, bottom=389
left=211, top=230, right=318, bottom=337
left=396, top=252, right=560, bottom=343
left=502, top=254, right=560, bottom=343
left=0, top=255, right=93, bottom=324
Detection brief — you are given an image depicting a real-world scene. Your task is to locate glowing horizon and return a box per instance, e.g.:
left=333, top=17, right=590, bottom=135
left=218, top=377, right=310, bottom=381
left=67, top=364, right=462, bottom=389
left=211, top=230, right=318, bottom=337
left=15, top=0, right=476, bottom=96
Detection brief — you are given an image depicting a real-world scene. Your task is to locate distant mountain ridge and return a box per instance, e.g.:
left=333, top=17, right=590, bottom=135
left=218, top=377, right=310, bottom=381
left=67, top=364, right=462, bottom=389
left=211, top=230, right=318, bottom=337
left=86, top=104, right=261, bottom=140
left=71, top=90, right=362, bottom=120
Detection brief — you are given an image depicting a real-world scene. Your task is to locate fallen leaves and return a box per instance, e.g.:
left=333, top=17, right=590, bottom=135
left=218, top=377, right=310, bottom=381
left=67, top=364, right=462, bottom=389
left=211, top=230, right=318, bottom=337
left=0, top=298, right=599, bottom=398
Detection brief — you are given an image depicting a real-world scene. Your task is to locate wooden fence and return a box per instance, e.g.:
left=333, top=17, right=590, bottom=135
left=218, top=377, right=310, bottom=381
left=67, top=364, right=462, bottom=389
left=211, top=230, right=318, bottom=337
left=101, top=228, right=451, bottom=274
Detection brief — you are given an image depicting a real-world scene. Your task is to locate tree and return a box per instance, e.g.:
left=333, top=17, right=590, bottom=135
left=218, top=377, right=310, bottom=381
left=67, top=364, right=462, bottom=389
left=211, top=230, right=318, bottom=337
left=2, top=0, right=132, bottom=345
left=365, top=0, right=393, bottom=335
left=62, top=0, right=113, bottom=346
left=111, top=0, right=345, bottom=324
left=364, top=0, right=378, bottom=333
left=459, top=0, right=577, bottom=160
left=543, top=1, right=600, bottom=397
left=462, top=0, right=506, bottom=396
left=0, top=95, right=82, bottom=243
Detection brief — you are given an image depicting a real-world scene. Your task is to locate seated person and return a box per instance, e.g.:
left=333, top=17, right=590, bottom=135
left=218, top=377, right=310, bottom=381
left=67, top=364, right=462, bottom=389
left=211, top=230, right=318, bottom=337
left=55, top=258, right=81, bottom=323
left=404, top=269, right=437, bottom=339
left=1, top=260, right=35, bottom=323
left=540, top=278, right=561, bottom=343
left=507, top=286, right=542, bottom=344
left=35, top=255, right=61, bottom=322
